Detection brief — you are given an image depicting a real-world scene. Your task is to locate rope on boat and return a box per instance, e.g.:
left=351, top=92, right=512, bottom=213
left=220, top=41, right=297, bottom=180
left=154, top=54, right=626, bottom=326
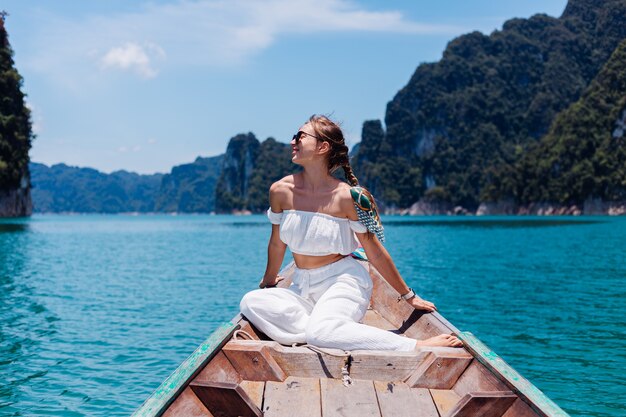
left=233, top=330, right=255, bottom=340
left=292, top=343, right=353, bottom=387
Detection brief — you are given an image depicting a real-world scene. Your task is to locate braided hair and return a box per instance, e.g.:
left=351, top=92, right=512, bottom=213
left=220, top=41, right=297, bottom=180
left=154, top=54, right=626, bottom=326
left=307, top=115, right=359, bottom=186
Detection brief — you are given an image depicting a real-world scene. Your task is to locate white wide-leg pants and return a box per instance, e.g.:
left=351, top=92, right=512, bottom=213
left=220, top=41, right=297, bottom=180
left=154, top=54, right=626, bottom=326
left=240, top=256, right=417, bottom=352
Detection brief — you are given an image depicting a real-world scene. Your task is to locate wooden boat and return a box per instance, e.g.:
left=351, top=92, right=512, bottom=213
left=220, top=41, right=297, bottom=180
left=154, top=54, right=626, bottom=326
left=132, top=257, right=570, bottom=417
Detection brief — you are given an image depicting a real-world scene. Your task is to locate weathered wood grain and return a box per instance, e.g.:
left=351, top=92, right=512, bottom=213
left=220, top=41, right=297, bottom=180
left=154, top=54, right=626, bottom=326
left=349, top=350, right=429, bottom=381
left=237, top=319, right=266, bottom=340
left=321, top=378, right=381, bottom=417
left=190, top=381, right=262, bottom=417
left=239, top=380, right=265, bottom=411
left=374, top=381, right=438, bottom=417
left=192, top=351, right=241, bottom=385
left=444, top=391, right=516, bottom=417
left=458, top=332, right=569, bottom=417
left=368, top=265, right=451, bottom=339
left=227, top=340, right=345, bottom=379
left=131, top=320, right=238, bottom=417
left=502, top=398, right=541, bottom=417
left=263, top=377, right=321, bottom=417
left=452, top=360, right=508, bottom=397
left=406, top=348, right=473, bottom=389
left=161, top=386, right=213, bottom=417
left=225, top=340, right=433, bottom=381
left=411, top=388, right=441, bottom=417
left=223, top=342, right=286, bottom=382
left=430, top=389, right=461, bottom=416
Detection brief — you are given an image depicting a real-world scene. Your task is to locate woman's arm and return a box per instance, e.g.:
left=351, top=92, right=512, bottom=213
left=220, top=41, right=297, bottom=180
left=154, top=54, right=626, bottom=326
left=356, top=233, right=436, bottom=311
left=259, top=181, right=288, bottom=288
left=260, top=224, right=287, bottom=287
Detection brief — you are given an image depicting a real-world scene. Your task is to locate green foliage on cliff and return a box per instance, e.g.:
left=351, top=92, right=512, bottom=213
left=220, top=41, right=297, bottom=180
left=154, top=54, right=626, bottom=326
left=215, top=134, right=295, bottom=213
left=0, top=17, right=32, bottom=191
left=30, top=162, right=163, bottom=213
left=512, top=38, right=626, bottom=205
left=215, top=133, right=260, bottom=212
left=155, top=155, right=223, bottom=212
left=353, top=0, right=626, bottom=209
left=247, top=137, right=296, bottom=212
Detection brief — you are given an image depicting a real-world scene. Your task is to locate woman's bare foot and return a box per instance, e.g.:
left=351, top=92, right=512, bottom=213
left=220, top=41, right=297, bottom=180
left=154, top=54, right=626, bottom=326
left=415, top=334, right=463, bottom=348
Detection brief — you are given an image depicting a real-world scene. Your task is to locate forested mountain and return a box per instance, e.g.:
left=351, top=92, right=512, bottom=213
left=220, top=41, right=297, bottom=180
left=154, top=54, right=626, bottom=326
left=0, top=15, right=32, bottom=217
left=352, top=0, right=626, bottom=212
left=30, top=163, right=163, bottom=213
left=215, top=134, right=294, bottom=213
left=27, top=0, right=626, bottom=215
left=30, top=134, right=294, bottom=213
left=155, top=155, right=223, bottom=213
left=513, top=38, right=626, bottom=209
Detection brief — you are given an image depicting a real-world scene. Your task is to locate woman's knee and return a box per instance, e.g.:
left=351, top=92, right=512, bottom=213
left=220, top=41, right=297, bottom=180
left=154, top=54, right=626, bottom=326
left=240, top=289, right=265, bottom=315
left=305, top=318, right=343, bottom=346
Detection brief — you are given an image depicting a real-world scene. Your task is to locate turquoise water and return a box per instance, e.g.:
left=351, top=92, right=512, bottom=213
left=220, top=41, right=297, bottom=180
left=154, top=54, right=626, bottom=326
left=0, top=215, right=624, bottom=417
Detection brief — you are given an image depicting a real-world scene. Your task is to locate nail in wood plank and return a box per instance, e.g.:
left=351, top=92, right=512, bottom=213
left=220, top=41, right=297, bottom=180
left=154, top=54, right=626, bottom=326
left=373, top=381, right=438, bottom=417
left=263, top=377, right=321, bottom=417
left=223, top=342, right=286, bottom=382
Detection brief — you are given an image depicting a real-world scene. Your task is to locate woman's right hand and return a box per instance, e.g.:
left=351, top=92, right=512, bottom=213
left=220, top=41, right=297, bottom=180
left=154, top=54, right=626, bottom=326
left=259, top=275, right=285, bottom=289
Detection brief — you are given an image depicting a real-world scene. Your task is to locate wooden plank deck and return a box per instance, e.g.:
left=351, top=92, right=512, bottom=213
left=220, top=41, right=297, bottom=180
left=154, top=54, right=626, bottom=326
left=374, top=381, right=439, bottom=417
left=263, top=377, right=321, bottom=417
left=134, top=260, right=566, bottom=417
left=321, top=378, right=381, bottom=417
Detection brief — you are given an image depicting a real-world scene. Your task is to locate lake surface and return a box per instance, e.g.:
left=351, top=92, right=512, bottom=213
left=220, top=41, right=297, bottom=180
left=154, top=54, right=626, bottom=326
left=0, top=214, right=624, bottom=416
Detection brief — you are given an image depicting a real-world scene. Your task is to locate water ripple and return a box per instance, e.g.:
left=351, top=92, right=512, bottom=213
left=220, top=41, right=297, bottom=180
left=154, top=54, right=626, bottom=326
left=0, top=214, right=624, bottom=416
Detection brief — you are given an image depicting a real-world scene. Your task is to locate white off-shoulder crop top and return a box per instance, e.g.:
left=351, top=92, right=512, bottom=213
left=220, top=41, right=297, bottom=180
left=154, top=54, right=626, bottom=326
left=267, top=208, right=367, bottom=256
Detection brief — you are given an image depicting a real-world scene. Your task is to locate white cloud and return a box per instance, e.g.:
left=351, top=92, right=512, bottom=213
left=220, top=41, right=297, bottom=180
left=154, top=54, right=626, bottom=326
left=118, top=145, right=143, bottom=153
left=100, top=42, right=165, bottom=79
left=23, top=0, right=464, bottom=82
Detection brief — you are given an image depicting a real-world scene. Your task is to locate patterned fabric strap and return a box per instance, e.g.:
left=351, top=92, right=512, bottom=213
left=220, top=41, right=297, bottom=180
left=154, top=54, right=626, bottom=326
left=350, top=186, right=385, bottom=243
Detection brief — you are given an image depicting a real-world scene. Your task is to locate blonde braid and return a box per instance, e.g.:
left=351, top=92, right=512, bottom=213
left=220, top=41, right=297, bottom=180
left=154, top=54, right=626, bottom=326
left=343, top=162, right=359, bottom=186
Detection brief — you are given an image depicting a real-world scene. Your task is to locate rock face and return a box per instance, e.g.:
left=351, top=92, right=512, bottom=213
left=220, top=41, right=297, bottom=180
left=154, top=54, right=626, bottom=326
left=476, top=200, right=517, bottom=216
left=0, top=174, right=31, bottom=217
left=155, top=155, right=224, bottom=213
left=0, top=17, right=33, bottom=217
left=28, top=133, right=294, bottom=214
left=215, top=134, right=294, bottom=213
left=352, top=0, right=626, bottom=212
left=215, top=133, right=261, bottom=213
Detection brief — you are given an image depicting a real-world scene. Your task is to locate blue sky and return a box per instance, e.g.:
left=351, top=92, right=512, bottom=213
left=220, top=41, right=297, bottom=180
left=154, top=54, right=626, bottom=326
left=4, top=0, right=568, bottom=174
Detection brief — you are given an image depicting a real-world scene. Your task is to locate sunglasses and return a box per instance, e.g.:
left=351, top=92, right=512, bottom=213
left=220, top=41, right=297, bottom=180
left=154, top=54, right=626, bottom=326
left=292, top=131, right=323, bottom=145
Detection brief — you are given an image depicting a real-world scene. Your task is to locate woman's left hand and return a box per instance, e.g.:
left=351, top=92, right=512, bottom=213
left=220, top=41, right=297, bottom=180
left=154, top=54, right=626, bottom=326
left=408, top=295, right=437, bottom=312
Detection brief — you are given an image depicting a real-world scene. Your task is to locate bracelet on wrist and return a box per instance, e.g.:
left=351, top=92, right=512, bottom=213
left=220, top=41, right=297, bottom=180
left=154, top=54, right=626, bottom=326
left=397, top=288, right=415, bottom=302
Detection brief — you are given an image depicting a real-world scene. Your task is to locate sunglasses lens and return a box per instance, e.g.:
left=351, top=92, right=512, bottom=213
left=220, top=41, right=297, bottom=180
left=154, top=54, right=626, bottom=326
left=293, top=131, right=304, bottom=144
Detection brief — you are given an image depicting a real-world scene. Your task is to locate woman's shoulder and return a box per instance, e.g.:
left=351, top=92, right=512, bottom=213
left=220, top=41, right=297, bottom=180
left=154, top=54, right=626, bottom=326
left=269, top=175, right=296, bottom=209
left=270, top=175, right=296, bottom=192
left=336, top=182, right=360, bottom=220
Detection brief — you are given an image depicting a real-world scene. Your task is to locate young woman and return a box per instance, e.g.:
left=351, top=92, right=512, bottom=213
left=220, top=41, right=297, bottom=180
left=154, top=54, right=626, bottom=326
left=240, top=115, right=462, bottom=351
